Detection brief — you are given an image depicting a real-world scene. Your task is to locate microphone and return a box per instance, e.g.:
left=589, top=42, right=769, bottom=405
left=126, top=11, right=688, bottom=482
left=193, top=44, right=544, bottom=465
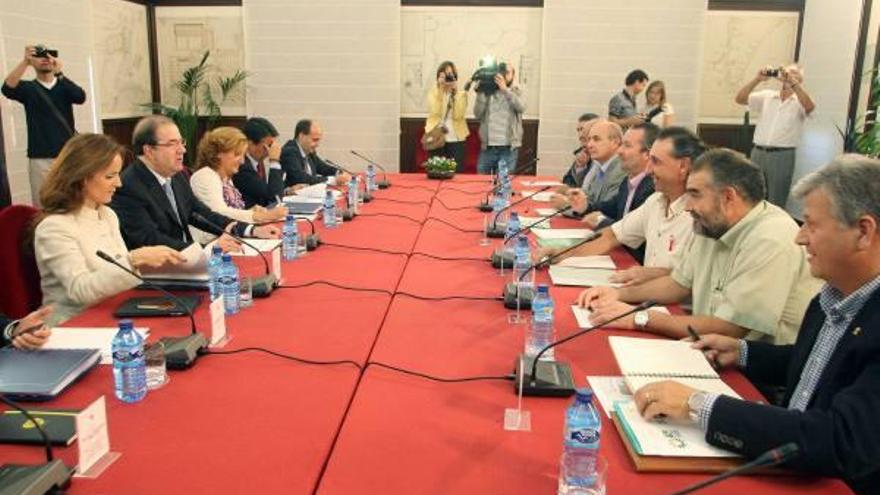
left=96, top=250, right=207, bottom=369
left=297, top=216, right=321, bottom=251
left=0, top=394, right=71, bottom=493
left=192, top=213, right=277, bottom=298
left=486, top=185, right=552, bottom=239
left=490, top=205, right=573, bottom=269
left=350, top=150, right=391, bottom=189
left=478, top=155, right=540, bottom=212
left=324, top=158, right=355, bottom=175
left=502, top=230, right=601, bottom=309
left=668, top=443, right=799, bottom=495
left=515, top=300, right=657, bottom=397
left=326, top=159, right=371, bottom=203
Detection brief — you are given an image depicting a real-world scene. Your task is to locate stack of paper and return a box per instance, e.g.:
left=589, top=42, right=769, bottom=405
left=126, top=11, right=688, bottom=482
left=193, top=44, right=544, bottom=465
left=532, top=228, right=594, bottom=240
left=557, top=255, right=616, bottom=269
left=141, top=243, right=208, bottom=282
left=521, top=180, right=563, bottom=187
left=549, top=266, right=620, bottom=287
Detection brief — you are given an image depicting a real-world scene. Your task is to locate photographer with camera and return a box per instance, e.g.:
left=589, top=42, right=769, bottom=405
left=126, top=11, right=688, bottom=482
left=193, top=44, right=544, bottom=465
left=423, top=61, right=469, bottom=172
left=470, top=61, right=525, bottom=175
left=735, top=64, right=815, bottom=208
left=2, top=45, right=86, bottom=206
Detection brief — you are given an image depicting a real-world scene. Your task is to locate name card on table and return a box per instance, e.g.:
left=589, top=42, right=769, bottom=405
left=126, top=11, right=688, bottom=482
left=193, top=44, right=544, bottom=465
left=272, top=248, right=282, bottom=283
left=74, top=396, right=120, bottom=478
left=209, top=297, right=228, bottom=347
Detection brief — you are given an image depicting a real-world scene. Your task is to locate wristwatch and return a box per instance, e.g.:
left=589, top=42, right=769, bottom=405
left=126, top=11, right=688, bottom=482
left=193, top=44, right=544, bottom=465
left=687, top=391, right=709, bottom=423
left=633, top=310, right=650, bottom=329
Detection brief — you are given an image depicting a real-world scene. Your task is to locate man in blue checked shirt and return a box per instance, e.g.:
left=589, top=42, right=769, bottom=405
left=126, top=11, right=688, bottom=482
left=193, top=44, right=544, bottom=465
left=631, top=154, right=880, bottom=494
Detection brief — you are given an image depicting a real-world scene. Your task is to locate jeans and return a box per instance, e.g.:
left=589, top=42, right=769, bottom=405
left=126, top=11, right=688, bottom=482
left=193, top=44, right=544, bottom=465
left=477, top=146, right=518, bottom=175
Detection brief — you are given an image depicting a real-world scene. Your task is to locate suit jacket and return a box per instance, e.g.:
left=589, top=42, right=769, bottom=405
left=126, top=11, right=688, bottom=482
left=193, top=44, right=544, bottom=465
left=591, top=175, right=655, bottom=228
left=1, top=315, right=12, bottom=347
left=707, top=287, right=880, bottom=494
left=110, top=159, right=248, bottom=251
left=561, top=159, right=591, bottom=188
left=232, top=155, right=286, bottom=208
left=279, top=140, right=337, bottom=187
left=583, top=155, right=627, bottom=206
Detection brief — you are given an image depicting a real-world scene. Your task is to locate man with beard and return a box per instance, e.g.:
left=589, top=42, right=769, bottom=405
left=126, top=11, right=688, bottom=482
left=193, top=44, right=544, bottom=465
left=577, top=148, right=820, bottom=345
left=2, top=45, right=86, bottom=206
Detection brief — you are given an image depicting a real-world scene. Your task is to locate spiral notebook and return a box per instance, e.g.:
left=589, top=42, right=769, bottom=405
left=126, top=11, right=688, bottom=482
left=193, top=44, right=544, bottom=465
left=608, top=336, right=741, bottom=399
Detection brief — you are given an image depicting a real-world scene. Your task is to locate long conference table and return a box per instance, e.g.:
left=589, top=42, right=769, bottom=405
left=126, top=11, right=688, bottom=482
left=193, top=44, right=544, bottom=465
left=1, top=174, right=851, bottom=494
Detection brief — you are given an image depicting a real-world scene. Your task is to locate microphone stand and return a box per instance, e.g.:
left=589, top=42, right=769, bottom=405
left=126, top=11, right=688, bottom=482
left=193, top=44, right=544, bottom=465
left=0, top=394, right=71, bottom=493
left=192, top=213, right=277, bottom=298
left=477, top=156, right=540, bottom=212
left=668, top=443, right=799, bottom=495
left=514, top=300, right=657, bottom=397
left=486, top=185, right=552, bottom=239
left=502, top=230, right=601, bottom=309
left=326, top=159, right=371, bottom=203
left=96, top=250, right=207, bottom=369
left=490, top=205, right=573, bottom=269
left=350, top=150, right=391, bottom=189
left=297, top=216, right=321, bottom=251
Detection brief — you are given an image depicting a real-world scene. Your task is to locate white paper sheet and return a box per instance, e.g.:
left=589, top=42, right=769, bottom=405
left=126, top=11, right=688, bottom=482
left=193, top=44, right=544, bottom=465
left=614, top=402, right=738, bottom=458
left=522, top=180, right=564, bottom=187
left=549, top=266, right=620, bottom=287
left=526, top=191, right=555, bottom=202
left=532, top=228, right=594, bottom=240
left=517, top=216, right=551, bottom=229
left=44, top=327, right=150, bottom=365
left=557, top=255, right=616, bottom=269
left=571, top=305, right=670, bottom=329
left=586, top=376, right=633, bottom=418
left=534, top=208, right=558, bottom=216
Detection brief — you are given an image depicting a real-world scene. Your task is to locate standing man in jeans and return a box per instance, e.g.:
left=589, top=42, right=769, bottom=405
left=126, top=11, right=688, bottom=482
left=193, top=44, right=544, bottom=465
left=472, top=63, right=525, bottom=175
left=2, top=45, right=86, bottom=206
left=735, top=64, right=815, bottom=208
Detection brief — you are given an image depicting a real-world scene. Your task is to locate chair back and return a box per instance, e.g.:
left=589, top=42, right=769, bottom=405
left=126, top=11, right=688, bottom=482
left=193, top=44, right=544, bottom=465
left=0, top=205, right=42, bottom=318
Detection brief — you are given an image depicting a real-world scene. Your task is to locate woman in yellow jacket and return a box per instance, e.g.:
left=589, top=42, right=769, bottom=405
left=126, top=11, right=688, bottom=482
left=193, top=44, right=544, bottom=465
left=425, top=61, right=469, bottom=172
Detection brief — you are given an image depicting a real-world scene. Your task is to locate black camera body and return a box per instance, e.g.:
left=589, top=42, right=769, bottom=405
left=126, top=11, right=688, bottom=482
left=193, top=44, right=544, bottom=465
left=470, top=59, right=508, bottom=95
left=762, top=67, right=782, bottom=78
left=34, top=45, right=59, bottom=59
left=444, top=73, right=457, bottom=83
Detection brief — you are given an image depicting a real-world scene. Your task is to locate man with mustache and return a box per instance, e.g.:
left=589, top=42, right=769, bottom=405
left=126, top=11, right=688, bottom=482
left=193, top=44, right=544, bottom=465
left=577, top=148, right=820, bottom=345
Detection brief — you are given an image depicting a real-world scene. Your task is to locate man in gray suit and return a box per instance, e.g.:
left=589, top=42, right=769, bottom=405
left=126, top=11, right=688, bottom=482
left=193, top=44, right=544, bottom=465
left=557, top=120, right=627, bottom=217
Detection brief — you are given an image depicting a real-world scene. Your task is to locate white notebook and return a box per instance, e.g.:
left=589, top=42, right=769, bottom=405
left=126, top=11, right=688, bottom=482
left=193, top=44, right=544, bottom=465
left=614, top=402, right=739, bottom=458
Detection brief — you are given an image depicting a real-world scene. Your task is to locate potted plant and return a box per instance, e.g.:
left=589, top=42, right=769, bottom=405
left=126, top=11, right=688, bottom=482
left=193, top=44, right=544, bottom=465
left=142, top=50, right=248, bottom=168
left=423, top=155, right=457, bottom=179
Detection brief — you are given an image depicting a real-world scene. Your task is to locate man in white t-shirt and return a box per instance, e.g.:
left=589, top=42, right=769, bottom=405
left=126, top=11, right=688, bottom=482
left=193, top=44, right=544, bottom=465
left=734, top=64, right=816, bottom=208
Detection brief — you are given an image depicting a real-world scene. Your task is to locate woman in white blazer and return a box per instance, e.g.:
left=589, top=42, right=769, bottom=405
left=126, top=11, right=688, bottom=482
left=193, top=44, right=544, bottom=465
left=34, top=134, right=185, bottom=326
left=189, top=127, right=286, bottom=243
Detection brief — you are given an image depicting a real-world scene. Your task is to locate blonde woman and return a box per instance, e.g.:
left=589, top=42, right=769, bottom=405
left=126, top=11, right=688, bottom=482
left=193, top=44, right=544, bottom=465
left=424, top=61, right=469, bottom=171
left=190, top=127, right=287, bottom=243
left=644, top=80, right=675, bottom=127
left=34, top=134, right=184, bottom=325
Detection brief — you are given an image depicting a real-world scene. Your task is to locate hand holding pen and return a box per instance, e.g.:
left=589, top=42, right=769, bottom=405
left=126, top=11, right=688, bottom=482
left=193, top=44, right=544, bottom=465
left=687, top=326, right=741, bottom=370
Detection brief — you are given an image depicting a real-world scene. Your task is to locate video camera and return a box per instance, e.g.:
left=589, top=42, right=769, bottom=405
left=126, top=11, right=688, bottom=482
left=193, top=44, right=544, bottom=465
left=467, top=57, right=508, bottom=95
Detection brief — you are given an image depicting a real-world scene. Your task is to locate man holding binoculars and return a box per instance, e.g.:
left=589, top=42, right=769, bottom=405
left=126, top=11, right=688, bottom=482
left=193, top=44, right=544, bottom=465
left=734, top=64, right=815, bottom=208
left=2, top=44, right=86, bottom=206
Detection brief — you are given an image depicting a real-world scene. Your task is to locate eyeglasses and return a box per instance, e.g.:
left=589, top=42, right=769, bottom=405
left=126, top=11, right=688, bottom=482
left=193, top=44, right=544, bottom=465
left=151, top=139, right=186, bottom=149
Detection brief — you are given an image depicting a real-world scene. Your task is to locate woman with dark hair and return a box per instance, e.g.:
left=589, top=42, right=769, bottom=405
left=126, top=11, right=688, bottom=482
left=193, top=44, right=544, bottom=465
left=644, top=80, right=675, bottom=127
left=34, top=133, right=184, bottom=325
left=424, top=60, right=469, bottom=171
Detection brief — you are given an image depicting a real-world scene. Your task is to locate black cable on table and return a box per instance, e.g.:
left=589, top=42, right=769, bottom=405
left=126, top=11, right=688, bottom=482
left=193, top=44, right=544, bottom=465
left=366, top=361, right=515, bottom=383
left=395, top=291, right=503, bottom=302
left=276, top=280, right=394, bottom=295
left=410, top=252, right=489, bottom=262
left=320, top=242, right=410, bottom=256
left=423, top=216, right=483, bottom=233
left=202, top=347, right=363, bottom=369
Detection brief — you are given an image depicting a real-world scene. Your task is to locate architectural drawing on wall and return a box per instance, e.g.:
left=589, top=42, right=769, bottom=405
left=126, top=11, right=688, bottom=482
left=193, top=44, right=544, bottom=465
left=155, top=6, right=246, bottom=114
left=700, top=11, right=799, bottom=122
left=92, top=0, right=151, bottom=119
left=400, top=7, right=543, bottom=118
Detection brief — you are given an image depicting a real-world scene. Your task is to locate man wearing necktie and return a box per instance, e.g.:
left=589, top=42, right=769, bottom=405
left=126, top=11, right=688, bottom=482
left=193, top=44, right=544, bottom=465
left=233, top=117, right=288, bottom=208
left=279, top=119, right=351, bottom=187
left=563, top=120, right=628, bottom=217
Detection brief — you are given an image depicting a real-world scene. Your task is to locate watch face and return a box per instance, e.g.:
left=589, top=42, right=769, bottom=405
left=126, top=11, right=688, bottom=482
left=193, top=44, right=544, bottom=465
left=634, top=311, right=649, bottom=328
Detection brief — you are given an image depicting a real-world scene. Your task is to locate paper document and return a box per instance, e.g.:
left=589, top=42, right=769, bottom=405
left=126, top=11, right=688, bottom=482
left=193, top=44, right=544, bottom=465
left=522, top=180, right=563, bottom=187
left=609, top=336, right=719, bottom=378
left=44, top=327, right=149, bottom=365
left=624, top=376, right=741, bottom=400
left=141, top=243, right=207, bottom=280
left=532, top=228, right=594, bottom=240
left=534, top=208, right=559, bottom=216
left=614, top=402, right=738, bottom=458
left=517, top=216, right=551, bottom=230
left=587, top=376, right=633, bottom=418
left=571, top=305, right=669, bottom=329
left=287, top=183, right=340, bottom=199
left=557, top=255, right=616, bottom=269
left=526, top=191, right=555, bottom=202
left=549, top=266, right=621, bottom=287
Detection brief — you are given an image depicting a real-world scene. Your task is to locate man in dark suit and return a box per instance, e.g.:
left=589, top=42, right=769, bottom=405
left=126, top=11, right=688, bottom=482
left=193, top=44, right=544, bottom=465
left=633, top=155, right=880, bottom=494
left=576, top=122, right=658, bottom=230
left=279, top=119, right=351, bottom=187
left=1, top=306, right=52, bottom=349
left=561, top=113, right=599, bottom=188
left=110, top=115, right=279, bottom=252
left=233, top=117, right=288, bottom=208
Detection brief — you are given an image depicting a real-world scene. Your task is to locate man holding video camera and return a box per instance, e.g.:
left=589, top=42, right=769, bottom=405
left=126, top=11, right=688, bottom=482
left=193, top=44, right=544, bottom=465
left=470, top=61, right=525, bottom=175
left=735, top=64, right=815, bottom=208
left=2, top=45, right=86, bottom=206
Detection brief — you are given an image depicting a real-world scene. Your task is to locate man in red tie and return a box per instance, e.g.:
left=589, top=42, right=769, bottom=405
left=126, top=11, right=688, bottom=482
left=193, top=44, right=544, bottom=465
left=233, top=117, right=290, bottom=208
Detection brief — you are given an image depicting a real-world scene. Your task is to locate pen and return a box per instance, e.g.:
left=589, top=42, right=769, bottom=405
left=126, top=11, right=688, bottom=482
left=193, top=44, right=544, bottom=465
left=688, top=325, right=721, bottom=369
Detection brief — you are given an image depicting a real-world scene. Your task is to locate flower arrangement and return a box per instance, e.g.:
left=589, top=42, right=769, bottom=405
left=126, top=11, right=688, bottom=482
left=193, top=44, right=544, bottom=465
left=422, top=156, right=457, bottom=179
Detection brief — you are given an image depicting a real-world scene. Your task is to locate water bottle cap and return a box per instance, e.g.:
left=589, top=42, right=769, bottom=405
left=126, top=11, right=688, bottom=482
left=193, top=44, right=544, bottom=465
left=575, top=388, right=593, bottom=401
left=537, top=284, right=549, bottom=293
left=517, top=236, right=529, bottom=246
left=509, top=212, right=519, bottom=220
left=286, top=215, right=295, bottom=222
left=221, top=253, right=232, bottom=262
left=118, top=319, right=134, bottom=330
left=212, top=245, right=222, bottom=254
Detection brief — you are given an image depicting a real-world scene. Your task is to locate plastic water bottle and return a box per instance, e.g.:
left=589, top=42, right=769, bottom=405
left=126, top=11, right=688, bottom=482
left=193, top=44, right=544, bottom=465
left=491, top=193, right=508, bottom=227
left=346, top=176, right=359, bottom=214
left=514, top=236, right=533, bottom=289
left=355, top=176, right=364, bottom=206
left=559, top=389, right=602, bottom=495
left=112, top=319, right=147, bottom=403
left=282, top=214, right=299, bottom=261
left=323, top=190, right=338, bottom=228
left=497, top=158, right=509, bottom=183
left=504, top=212, right=521, bottom=256
left=366, top=164, right=377, bottom=191
left=219, top=253, right=240, bottom=315
left=526, top=284, right=555, bottom=360
left=207, top=245, right=223, bottom=301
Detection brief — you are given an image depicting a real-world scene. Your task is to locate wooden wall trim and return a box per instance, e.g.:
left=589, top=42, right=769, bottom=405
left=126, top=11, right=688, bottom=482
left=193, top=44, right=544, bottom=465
left=402, top=0, right=542, bottom=6
left=849, top=0, right=874, bottom=133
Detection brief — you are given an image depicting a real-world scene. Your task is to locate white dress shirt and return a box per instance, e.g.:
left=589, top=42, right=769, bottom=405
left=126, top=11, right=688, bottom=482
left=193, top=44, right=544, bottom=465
left=610, top=192, right=693, bottom=269
left=748, top=89, right=808, bottom=147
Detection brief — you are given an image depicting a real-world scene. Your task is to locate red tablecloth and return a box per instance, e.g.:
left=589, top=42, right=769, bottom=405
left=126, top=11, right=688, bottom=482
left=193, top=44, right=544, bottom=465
left=1, top=174, right=852, bottom=494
